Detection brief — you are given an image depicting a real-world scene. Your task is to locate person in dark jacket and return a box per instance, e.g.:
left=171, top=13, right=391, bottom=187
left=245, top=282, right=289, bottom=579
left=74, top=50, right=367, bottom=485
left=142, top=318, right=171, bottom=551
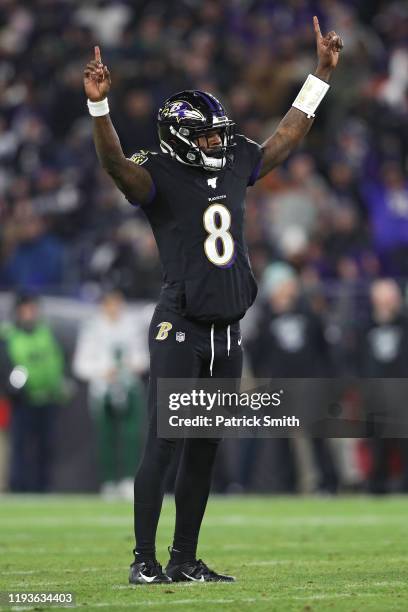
left=359, top=279, right=408, bottom=493
left=247, top=263, right=338, bottom=493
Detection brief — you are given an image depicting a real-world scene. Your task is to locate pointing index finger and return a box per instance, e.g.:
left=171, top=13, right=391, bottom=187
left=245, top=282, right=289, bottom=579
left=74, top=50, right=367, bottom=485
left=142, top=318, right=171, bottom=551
left=313, top=15, right=322, bottom=39
left=94, top=45, right=101, bottom=64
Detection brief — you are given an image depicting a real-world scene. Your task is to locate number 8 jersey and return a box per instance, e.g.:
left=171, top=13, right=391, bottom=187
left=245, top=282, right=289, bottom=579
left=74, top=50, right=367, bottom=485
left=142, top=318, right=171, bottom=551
left=129, top=134, right=263, bottom=325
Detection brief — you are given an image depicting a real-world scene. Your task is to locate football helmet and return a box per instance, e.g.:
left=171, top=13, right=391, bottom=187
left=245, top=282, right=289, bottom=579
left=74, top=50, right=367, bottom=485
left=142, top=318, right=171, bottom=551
left=157, top=90, right=235, bottom=171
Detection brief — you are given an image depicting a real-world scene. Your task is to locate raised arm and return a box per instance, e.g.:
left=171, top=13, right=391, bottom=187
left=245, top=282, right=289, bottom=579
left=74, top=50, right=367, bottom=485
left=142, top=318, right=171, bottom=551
left=257, top=16, right=343, bottom=180
left=84, top=46, right=154, bottom=205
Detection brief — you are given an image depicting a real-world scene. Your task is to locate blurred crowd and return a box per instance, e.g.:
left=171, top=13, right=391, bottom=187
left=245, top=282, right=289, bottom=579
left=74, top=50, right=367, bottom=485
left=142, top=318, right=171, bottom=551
left=2, top=279, right=408, bottom=495
left=0, top=0, right=407, bottom=303
left=0, top=289, right=149, bottom=496
left=1, top=0, right=408, bottom=495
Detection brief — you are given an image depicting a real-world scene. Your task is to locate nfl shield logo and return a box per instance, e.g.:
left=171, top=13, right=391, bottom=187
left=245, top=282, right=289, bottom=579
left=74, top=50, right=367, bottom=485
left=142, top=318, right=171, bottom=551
left=176, top=331, right=185, bottom=343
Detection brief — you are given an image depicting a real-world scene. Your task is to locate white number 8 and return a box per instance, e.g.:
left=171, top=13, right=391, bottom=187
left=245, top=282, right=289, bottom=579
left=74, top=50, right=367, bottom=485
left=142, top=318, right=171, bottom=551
left=203, top=203, right=235, bottom=267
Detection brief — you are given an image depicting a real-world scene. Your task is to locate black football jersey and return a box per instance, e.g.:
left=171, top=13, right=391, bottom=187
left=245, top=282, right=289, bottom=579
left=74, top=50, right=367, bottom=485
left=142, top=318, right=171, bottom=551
left=129, top=135, right=263, bottom=325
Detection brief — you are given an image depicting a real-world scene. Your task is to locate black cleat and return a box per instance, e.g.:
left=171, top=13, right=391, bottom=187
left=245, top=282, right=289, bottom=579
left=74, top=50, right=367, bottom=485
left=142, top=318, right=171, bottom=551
left=129, top=559, right=172, bottom=585
left=165, top=557, right=235, bottom=583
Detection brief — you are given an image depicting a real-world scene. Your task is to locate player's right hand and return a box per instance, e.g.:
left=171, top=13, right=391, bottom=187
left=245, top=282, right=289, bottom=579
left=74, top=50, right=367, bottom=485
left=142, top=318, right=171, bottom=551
left=84, top=46, right=111, bottom=101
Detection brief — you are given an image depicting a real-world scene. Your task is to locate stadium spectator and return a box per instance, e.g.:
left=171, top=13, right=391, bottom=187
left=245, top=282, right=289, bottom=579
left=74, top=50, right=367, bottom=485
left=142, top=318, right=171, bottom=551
left=361, top=162, right=408, bottom=276
left=1, top=293, right=65, bottom=492
left=358, top=279, right=408, bottom=493
left=248, top=262, right=338, bottom=493
left=263, top=153, right=332, bottom=253
left=0, top=397, right=10, bottom=491
left=0, top=205, right=65, bottom=293
left=0, top=344, right=12, bottom=491
left=83, top=217, right=162, bottom=300
left=73, top=289, right=148, bottom=499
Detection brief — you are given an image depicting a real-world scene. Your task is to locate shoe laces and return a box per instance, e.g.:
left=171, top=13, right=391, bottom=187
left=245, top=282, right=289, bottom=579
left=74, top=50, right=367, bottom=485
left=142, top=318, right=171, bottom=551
left=196, top=559, right=217, bottom=578
left=132, top=558, right=163, bottom=575
left=144, top=559, right=163, bottom=574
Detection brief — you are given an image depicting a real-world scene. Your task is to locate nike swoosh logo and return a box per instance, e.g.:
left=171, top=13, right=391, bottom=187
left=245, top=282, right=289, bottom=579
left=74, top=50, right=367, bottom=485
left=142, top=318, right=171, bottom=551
left=238, top=338, right=242, bottom=346
left=182, top=572, right=205, bottom=582
left=139, top=573, right=157, bottom=583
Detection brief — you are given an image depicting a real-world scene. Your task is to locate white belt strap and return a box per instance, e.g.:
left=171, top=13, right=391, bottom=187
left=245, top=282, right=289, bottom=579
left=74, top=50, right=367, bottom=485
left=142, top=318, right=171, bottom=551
left=210, top=323, right=215, bottom=377
left=227, top=325, right=231, bottom=357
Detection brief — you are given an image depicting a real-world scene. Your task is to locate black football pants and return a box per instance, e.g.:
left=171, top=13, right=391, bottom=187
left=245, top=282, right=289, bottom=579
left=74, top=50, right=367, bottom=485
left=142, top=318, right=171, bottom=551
left=133, top=306, right=242, bottom=561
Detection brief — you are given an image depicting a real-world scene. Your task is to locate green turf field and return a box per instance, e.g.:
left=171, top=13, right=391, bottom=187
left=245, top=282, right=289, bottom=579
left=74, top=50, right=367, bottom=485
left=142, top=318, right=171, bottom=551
left=0, top=495, right=407, bottom=611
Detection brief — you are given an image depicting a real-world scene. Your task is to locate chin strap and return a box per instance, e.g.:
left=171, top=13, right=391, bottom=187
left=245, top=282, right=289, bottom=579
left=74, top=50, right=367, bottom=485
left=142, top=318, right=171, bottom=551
left=200, top=149, right=225, bottom=170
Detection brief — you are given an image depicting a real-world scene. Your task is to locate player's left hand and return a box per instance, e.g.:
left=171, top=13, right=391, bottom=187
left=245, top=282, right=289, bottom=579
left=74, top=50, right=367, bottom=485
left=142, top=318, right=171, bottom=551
left=313, top=15, right=343, bottom=72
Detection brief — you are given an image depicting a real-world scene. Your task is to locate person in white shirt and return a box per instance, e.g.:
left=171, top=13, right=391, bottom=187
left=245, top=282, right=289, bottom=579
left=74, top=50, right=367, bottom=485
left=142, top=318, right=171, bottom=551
left=73, top=289, right=149, bottom=499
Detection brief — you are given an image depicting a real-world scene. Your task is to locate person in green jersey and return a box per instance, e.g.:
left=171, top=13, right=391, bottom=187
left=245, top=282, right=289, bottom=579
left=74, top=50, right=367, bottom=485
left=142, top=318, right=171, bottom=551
left=1, top=293, right=65, bottom=492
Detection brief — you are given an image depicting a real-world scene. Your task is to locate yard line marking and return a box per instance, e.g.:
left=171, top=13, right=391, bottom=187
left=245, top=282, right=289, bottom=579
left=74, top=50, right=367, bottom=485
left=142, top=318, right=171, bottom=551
left=1, top=546, right=113, bottom=554
left=1, top=570, right=38, bottom=575
left=8, top=582, right=73, bottom=588
left=292, top=580, right=406, bottom=590
left=246, top=557, right=408, bottom=566
left=1, top=548, right=48, bottom=554
left=1, top=514, right=407, bottom=528
left=246, top=560, right=295, bottom=566
left=4, top=556, right=407, bottom=576
left=3, top=567, right=124, bottom=576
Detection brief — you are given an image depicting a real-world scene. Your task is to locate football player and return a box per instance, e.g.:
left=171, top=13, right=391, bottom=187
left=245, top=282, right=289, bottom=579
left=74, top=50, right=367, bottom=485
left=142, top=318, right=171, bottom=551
left=83, top=16, right=343, bottom=584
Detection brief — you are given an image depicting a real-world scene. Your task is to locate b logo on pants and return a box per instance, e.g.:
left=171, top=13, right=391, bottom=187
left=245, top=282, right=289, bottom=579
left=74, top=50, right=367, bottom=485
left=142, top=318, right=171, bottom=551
left=155, top=322, right=173, bottom=341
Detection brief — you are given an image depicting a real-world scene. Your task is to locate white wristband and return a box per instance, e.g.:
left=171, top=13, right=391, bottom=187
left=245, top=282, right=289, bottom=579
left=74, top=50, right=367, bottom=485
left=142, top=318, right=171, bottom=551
left=292, top=74, right=330, bottom=119
left=87, top=98, right=109, bottom=117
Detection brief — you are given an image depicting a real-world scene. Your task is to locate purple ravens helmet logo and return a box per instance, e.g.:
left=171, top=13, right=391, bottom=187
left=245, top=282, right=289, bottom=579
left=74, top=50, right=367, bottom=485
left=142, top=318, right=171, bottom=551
left=161, top=100, right=205, bottom=123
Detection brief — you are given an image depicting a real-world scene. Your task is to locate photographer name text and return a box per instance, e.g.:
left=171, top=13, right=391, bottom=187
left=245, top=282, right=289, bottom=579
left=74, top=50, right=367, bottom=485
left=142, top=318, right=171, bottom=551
left=168, top=415, right=300, bottom=428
